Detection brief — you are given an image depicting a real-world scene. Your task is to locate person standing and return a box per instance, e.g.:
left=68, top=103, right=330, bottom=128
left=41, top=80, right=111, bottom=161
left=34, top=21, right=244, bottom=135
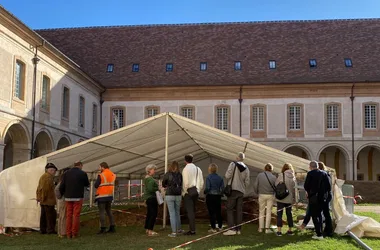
left=254, top=163, right=276, bottom=233
left=223, top=152, right=250, bottom=236
left=55, top=167, right=69, bottom=238
left=144, top=164, right=159, bottom=236
left=304, top=161, right=331, bottom=240
left=204, top=163, right=224, bottom=233
left=36, top=163, right=58, bottom=234
left=318, top=162, right=333, bottom=237
left=162, top=161, right=184, bottom=237
left=95, top=162, right=116, bottom=234
left=182, top=154, right=204, bottom=236
left=275, top=163, right=296, bottom=236
left=59, top=161, right=90, bottom=239
left=299, top=162, right=333, bottom=237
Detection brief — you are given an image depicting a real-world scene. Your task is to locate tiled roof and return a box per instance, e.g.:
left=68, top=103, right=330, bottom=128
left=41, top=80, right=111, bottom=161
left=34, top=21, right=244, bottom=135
left=36, top=19, right=380, bottom=88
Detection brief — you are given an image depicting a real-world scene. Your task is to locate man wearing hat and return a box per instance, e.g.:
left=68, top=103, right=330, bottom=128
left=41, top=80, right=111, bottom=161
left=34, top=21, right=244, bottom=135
left=36, top=163, right=58, bottom=234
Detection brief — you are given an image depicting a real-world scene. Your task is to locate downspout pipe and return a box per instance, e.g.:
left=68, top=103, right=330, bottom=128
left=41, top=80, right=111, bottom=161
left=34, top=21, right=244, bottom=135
left=350, top=84, right=355, bottom=180
left=239, top=86, right=243, bottom=137
left=30, top=42, right=44, bottom=159
left=99, top=90, right=106, bottom=135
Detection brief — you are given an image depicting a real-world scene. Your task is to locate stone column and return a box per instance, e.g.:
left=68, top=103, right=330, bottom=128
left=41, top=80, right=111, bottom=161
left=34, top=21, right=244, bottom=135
left=12, top=143, right=31, bottom=166
left=346, top=159, right=357, bottom=181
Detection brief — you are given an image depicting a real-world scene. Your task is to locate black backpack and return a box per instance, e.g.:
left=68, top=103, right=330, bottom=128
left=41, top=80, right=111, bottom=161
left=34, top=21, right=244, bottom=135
left=275, top=173, right=289, bottom=200
left=169, top=173, right=182, bottom=195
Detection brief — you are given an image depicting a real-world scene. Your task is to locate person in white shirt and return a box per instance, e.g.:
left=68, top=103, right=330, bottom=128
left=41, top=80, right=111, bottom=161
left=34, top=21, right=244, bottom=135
left=182, top=154, right=204, bottom=235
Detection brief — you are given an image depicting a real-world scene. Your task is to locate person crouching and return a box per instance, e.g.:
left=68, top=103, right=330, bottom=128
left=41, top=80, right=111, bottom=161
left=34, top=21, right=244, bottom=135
left=95, top=162, right=116, bottom=234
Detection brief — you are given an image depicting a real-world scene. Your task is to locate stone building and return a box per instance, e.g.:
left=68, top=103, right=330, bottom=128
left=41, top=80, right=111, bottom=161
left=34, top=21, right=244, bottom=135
left=1, top=6, right=380, bottom=181
left=0, top=7, right=104, bottom=170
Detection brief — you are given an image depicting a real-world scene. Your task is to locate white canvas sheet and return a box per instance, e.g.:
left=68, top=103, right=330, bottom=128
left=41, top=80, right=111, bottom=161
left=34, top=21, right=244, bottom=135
left=333, top=177, right=380, bottom=238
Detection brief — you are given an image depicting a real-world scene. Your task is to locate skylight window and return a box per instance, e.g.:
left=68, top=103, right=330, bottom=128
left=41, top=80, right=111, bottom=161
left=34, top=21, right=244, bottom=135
left=166, top=63, right=173, bottom=72
left=200, top=62, right=207, bottom=71
left=234, top=61, right=242, bottom=71
left=309, top=59, right=317, bottom=68
left=269, top=60, right=276, bottom=69
left=106, top=64, right=114, bottom=72
left=132, top=63, right=139, bottom=72
left=345, top=58, right=353, bottom=67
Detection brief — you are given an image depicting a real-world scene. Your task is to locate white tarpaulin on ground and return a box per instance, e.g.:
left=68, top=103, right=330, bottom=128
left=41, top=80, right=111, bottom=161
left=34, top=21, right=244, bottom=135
left=1, top=112, right=379, bottom=238
left=333, top=178, right=380, bottom=238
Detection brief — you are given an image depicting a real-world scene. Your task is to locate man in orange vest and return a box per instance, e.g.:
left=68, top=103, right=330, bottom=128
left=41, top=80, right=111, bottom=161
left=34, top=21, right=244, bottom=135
left=95, top=162, right=116, bottom=234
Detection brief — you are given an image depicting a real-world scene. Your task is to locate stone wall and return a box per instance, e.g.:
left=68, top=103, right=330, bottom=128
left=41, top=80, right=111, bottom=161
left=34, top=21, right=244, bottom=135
left=345, top=181, right=380, bottom=203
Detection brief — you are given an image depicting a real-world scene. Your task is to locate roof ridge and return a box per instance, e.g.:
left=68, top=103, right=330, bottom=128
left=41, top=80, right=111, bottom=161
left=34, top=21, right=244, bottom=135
left=35, top=18, right=380, bottom=31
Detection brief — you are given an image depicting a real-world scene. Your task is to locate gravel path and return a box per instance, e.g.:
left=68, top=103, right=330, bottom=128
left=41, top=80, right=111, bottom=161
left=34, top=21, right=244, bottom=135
left=355, top=205, right=380, bottom=214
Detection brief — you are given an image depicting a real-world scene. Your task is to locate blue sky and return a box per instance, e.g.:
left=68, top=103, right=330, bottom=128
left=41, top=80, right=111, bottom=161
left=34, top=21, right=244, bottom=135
left=2, top=0, right=380, bottom=29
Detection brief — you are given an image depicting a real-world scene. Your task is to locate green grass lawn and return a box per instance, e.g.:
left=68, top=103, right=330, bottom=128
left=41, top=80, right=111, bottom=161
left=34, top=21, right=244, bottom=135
left=1, top=222, right=380, bottom=250
left=1, top=208, right=379, bottom=250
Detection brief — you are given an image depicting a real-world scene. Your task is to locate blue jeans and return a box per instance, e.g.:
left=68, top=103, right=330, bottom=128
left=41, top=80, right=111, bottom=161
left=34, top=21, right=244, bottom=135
left=166, top=195, right=182, bottom=233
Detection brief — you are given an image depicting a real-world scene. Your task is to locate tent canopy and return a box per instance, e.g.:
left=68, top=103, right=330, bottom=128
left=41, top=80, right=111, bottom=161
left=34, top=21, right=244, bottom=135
left=46, top=112, right=311, bottom=177
left=0, top=112, right=313, bottom=228
left=2, top=113, right=380, bottom=239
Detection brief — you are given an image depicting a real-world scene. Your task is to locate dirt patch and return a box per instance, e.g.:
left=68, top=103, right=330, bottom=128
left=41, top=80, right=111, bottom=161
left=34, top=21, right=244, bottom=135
left=81, top=197, right=260, bottom=227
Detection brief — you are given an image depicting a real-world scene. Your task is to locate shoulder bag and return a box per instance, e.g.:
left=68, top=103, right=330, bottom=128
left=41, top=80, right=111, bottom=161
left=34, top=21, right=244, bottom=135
left=187, top=167, right=199, bottom=198
left=275, top=173, right=289, bottom=200
left=224, top=163, right=237, bottom=197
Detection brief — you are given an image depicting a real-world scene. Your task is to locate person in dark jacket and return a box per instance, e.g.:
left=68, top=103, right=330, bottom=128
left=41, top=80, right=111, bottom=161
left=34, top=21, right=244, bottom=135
left=36, top=163, right=58, bottom=234
left=299, top=162, right=333, bottom=238
left=95, top=162, right=116, bottom=234
left=162, top=161, right=183, bottom=237
left=204, top=163, right=224, bottom=233
left=318, top=162, right=333, bottom=237
left=304, top=161, right=331, bottom=240
left=59, top=161, right=90, bottom=238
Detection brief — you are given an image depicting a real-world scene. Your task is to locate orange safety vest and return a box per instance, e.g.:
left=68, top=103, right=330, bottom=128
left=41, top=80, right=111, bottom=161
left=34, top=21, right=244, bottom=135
left=96, top=169, right=116, bottom=199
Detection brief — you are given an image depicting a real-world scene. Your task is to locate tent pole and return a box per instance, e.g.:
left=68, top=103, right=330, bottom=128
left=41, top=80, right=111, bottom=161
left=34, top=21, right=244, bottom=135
left=140, top=179, right=143, bottom=197
left=163, top=114, right=169, bottom=228
left=89, top=178, right=94, bottom=207
left=128, top=180, right=131, bottom=200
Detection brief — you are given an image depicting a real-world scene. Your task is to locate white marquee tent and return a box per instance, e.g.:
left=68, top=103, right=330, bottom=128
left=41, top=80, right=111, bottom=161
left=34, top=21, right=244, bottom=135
left=0, top=113, right=379, bottom=239
left=0, top=113, right=311, bottom=228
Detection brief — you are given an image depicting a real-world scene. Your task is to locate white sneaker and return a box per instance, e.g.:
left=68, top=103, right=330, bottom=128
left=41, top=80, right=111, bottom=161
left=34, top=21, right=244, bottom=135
left=265, top=229, right=273, bottom=234
left=312, top=235, right=324, bottom=240
left=208, top=229, right=217, bottom=233
left=236, top=230, right=241, bottom=235
left=223, top=230, right=237, bottom=236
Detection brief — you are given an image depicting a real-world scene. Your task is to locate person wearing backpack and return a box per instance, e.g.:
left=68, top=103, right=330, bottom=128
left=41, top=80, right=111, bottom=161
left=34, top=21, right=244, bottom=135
left=204, top=163, right=225, bottom=233
left=223, top=152, right=250, bottom=236
left=253, top=163, right=276, bottom=233
left=275, top=163, right=296, bottom=236
left=162, top=161, right=184, bottom=237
